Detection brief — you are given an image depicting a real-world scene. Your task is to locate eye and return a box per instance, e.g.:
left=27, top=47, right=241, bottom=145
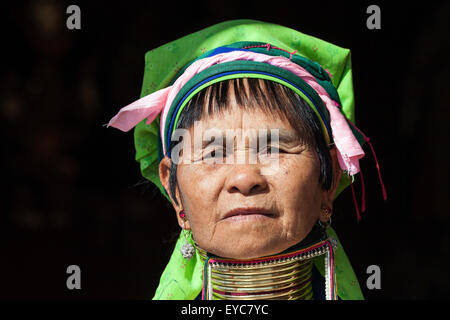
left=203, top=147, right=225, bottom=160
left=262, top=145, right=285, bottom=155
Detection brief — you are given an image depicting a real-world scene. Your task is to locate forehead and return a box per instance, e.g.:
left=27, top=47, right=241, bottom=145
left=191, top=104, right=296, bottom=132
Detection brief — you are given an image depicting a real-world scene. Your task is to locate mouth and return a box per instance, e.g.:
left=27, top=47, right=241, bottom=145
left=222, top=207, right=276, bottom=222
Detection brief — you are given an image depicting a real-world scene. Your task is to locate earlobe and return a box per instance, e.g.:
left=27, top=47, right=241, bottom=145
left=159, top=156, right=184, bottom=218
left=319, top=206, right=332, bottom=225
left=159, top=157, right=190, bottom=230
left=179, top=210, right=191, bottom=230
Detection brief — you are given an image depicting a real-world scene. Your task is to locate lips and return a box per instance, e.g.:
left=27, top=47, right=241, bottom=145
left=222, top=207, right=276, bottom=221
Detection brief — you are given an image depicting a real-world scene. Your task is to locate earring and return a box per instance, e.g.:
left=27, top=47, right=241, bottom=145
left=318, top=207, right=332, bottom=229
left=322, top=207, right=332, bottom=220
left=180, top=217, right=195, bottom=260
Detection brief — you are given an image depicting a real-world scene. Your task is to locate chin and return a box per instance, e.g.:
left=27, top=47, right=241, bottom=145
left=206, top=237, right=293, bottom=260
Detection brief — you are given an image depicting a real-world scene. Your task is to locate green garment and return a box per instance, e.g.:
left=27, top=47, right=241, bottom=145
left=130, top=19, right=364, bottom=300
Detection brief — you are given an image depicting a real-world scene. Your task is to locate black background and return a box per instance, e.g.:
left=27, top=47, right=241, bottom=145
left=1, top=0, right=449, bottom=299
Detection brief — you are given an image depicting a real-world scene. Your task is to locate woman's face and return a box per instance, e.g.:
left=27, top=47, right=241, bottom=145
left=160, top=104, right=341, bottom=259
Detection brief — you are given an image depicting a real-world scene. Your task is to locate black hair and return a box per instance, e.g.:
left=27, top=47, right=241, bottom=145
left=167, top=78, right=334, bottom=205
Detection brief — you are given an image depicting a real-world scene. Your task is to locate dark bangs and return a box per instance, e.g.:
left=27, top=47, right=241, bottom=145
left=176, top=78, right=319, bottom=147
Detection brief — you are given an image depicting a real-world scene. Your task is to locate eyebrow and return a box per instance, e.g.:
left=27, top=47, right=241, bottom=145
left=275, top=129, right=298, bottom=144
left=199, top=128, right=299, bottom=149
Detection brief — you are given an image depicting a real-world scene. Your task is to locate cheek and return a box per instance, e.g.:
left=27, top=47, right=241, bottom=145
left=273, top=158, right=322, bottom=221
left=277, top=157, right=319, bottom=193
left=177, top=165, right=223, bottom=236
left=179, top=165, right=222, bottom=202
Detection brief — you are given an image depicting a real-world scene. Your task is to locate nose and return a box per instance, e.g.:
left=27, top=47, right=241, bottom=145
left=226, top=165, right=269, bottom=195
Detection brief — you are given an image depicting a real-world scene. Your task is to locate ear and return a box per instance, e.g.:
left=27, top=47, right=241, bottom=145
left=322, top=146, right=343, bottom=212
left=159, top=156, right=190, bottom=229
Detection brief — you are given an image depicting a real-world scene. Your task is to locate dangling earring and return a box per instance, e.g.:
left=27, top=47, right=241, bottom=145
left=318, top=207, right=332, bottom=229
left=179, top=210, right=195, bottom=260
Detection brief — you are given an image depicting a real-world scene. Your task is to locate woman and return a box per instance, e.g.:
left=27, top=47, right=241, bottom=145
left=108, top=19, right=385, bottom=300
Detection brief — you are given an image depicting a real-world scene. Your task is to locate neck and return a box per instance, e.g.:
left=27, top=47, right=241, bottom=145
left=197, top=246, right=317, bottom=300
